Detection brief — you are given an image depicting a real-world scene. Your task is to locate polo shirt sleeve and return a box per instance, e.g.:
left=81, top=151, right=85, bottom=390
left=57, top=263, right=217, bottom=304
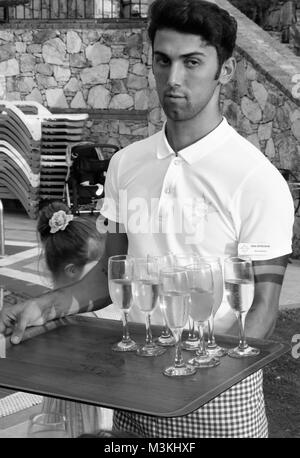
left=232, top=163, right=294, bottom=261
left=100, top=151, right=121, bottom=223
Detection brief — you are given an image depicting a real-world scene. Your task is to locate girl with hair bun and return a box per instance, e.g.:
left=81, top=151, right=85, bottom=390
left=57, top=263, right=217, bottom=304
left=37, top=201, right=105, bottom=288
left=37, top=201, right=112, bottom=437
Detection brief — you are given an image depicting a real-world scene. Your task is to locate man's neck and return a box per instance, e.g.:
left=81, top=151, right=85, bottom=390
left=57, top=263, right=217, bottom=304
left=166, top=111, right=223, bottom=154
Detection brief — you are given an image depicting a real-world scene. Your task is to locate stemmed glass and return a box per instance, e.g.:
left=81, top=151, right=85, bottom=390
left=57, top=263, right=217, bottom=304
left=150, top=254, right=176, bottom=347
left=198, top=256, right=227, bottom=357
left=132, top=257, right=166, bottom=357
left=224, top=256, right=260, bottom=358
left=159, top=267, right=196, bottom=377
left=108, top=255, right=138, bottom=352
left=173, top=253, right=200, bottom=351
left=27, top=413, right=70, bottom=438
left=186, top=263, right=220, bottom=368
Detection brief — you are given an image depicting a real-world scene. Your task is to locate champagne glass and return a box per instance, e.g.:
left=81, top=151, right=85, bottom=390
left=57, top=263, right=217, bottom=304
left=197, top=256, right=227, bottom=357
left=108, top=255, right=138, bottom=352
left=132, top=257, right=166, bottom=357
left=186, top=263, right=220, bottom=368
left=224, top=256, right=260, bottom=358
left=160, top=267, right=196, bottom=377
left=173, top=253, right=200, bottom=351
left=150, top=254, right=176, bottom=347
left=27, top=413, right=70, bottom=438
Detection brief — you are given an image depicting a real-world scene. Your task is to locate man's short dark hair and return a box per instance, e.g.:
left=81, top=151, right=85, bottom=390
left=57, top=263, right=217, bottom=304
left=148, top=0, right=237, bottom=69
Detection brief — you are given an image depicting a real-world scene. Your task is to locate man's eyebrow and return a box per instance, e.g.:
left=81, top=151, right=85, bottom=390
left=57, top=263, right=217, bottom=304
left=153, top=51, right=207, bottom=58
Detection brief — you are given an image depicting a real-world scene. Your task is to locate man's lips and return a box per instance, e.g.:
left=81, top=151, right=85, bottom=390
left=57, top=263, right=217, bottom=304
left=165, top=93, right=185, bottom=99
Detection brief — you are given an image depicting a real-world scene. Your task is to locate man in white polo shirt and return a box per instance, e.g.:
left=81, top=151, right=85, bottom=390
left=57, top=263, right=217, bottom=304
left=101, top=115, right=293, bottom=331
left=100, top=0, right=294, bottom=437
left=0, top=0, right=294, bottom=438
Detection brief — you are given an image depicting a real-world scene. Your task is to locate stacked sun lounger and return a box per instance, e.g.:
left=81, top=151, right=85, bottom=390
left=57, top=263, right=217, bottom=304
left=0, top=101, right=43, bottom=219
left=0, top=101, right=88, bottom=218
left=40, top=114, right=88, bottom=204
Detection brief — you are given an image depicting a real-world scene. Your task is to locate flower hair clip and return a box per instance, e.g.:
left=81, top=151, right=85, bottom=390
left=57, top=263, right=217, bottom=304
left=49, top=210, right=74, bottom=234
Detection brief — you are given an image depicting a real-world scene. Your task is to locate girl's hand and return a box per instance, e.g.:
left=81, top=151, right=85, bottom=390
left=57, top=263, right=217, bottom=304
left=0, top=299, right=51, bottom=344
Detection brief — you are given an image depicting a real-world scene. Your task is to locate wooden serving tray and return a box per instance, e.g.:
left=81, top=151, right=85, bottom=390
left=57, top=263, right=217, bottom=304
left=0, top=316, right=290, bottom=417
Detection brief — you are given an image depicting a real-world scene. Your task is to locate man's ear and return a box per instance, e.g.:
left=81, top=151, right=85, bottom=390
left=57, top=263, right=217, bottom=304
left=64, top=263, right=79, bottom=279
left=219, top=57, right=236, bottom=85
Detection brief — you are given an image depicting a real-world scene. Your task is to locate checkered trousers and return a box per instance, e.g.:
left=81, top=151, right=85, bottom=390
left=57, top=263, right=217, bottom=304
left=113, top=370, right=268, bottom=438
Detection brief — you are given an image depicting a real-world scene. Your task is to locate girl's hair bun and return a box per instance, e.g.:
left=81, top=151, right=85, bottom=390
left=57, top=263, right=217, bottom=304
left=37, top=201, right=71, bottom=242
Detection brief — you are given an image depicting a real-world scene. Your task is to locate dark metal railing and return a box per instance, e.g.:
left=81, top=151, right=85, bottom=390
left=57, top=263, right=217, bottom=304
left=0, top=0, right=149, bottom=22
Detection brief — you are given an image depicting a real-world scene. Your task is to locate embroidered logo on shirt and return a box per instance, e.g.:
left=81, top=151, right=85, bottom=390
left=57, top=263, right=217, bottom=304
left=184, top=195, right=216, bottom=221
left=184, top=195, right=217, bottom=244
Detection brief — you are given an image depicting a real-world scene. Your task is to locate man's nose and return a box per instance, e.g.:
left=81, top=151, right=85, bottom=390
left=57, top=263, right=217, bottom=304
left=167, top=62, right=184, bottom=87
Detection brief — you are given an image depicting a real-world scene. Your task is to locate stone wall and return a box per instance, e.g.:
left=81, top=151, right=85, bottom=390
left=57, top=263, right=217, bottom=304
left=221, top=55, right=300, bottom=171
left=1, top=0, right=300, bottom=254
left=0, top=22, right=154, bottom=148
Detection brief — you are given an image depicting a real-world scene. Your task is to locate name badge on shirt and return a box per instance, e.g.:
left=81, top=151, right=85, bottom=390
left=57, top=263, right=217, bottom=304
left=238, top=243, right=271, bottom=257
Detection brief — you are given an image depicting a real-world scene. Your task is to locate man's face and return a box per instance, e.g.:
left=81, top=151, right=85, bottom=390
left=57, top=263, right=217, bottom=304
left=152, top=28, right=222, bottom=122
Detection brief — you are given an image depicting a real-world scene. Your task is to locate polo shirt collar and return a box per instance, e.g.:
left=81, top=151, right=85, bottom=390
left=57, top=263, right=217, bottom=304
left=156, top=118, right=230, bottom=164
left=156, top=122, right=175, bottom=160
